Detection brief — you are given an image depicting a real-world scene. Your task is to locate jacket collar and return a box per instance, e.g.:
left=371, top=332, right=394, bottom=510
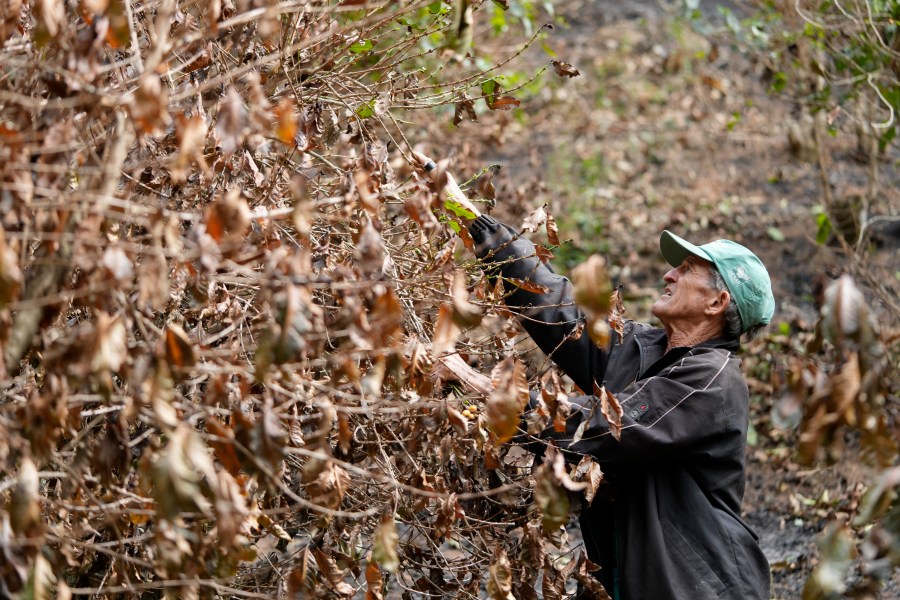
left=634, top=328, right=739, bottom=379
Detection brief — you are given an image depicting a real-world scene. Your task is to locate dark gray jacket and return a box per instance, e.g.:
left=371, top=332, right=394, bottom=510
left=469, top=216, right=771, bottom=600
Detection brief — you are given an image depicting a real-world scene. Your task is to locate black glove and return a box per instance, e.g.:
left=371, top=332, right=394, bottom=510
left=468, top=215, right=517, bottom=259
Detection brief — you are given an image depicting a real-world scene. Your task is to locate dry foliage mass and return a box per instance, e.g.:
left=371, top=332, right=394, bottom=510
left=0, top=1, right=600, bottom=598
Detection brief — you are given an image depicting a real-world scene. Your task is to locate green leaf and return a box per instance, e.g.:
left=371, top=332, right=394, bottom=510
left=356, top=99, right=376, bottom=119
left=427, top=0, right=449, bottom=15
left=726, top=111, right=741, bottom=131
left=349, top=39, right=374, bottom=53
left=767, top=227, right=785, bottom=242
left=443, top=198, right=477, bottom=220
left=481, top=78, right=498, bottom=99
left=878, top=124, right=896, bottom=152
left=815, top=212, right=832, bottom=245
left=746, top=422, right=758, bottom=446
left=771, top=71, right=787, bottom=93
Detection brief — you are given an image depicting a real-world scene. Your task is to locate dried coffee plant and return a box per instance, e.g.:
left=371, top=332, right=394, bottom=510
left=0, top=1, right=598, bottom=598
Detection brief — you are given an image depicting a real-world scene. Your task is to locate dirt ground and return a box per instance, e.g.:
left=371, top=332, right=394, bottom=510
left=421, top=0, right=899, bottom=597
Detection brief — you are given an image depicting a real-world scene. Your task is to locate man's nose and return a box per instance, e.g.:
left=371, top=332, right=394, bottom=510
left=663, top=268, right=678, bottom=283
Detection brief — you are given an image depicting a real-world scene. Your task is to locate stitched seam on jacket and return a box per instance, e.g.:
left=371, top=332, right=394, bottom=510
left=618, top=348, right=722, bottom=405
left=576, top=352, right=731, bottom=440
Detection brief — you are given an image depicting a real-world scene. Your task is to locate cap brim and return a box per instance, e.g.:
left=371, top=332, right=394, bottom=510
left=659, top=230, right=713, bottom=267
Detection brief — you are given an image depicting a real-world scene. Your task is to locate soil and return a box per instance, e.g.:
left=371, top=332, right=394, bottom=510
left=421, top=0, right=900, bottom=597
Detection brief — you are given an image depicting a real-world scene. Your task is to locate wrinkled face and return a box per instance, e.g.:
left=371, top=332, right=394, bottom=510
left=651, top=255, right=719, bottom=326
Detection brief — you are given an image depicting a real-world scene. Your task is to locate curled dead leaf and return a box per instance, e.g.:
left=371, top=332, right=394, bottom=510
left=313, top=548, right=355, bottom=596
left=594, top=383, right=622, bottom=442
left=365, top=561, right=384, bottom=600
left=521, top=204, right=547, bottom=233
left=10, top=457, right=41, bottom=536
left=486, top=357, right=529, bottom=444
left=0, top=227, right=22, bottom=307
left=487, top=546, right=516, bottom=600
left=204, top=187, right=250, bottom=248
left=572, top=455, right=604, bottom=506
left=305, top=462, right=350, bottom=511
left=171, top=112, right=209, bottom=183
left=130, top=75, right=171, bottom=137
left=214, top=87, right=248, bottom=157
left=164, top=323, right=196, bottom=370
left=532, top=451, right=570, bottom=534
left=505, top=277, right=551, bottom=294
left=372, top=514, right=399, bottom=572
left=451, top=270, right=482, bottom=328
left=551, top=60, right=581, bottom=78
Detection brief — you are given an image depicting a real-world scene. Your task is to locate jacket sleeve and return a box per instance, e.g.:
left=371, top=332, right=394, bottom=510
left=539, top=349, right=746, bottom=467
left=469, top=215, right=608, bottom=393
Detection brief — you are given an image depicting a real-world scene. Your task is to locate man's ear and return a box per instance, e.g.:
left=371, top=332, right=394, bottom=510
left=705, top=289, right=731, bottom=316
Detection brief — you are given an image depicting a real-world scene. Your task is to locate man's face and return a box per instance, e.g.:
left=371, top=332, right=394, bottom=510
left=651, top=255, right=719, bottom=325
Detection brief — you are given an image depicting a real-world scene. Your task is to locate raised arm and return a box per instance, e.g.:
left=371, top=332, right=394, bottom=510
left=469, top=215, right=609, bottom=393
left=542, top=349, right=747, bottom=468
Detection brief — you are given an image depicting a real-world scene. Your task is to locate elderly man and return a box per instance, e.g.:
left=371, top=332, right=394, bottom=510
left=468, top=215, right=774, bottom=600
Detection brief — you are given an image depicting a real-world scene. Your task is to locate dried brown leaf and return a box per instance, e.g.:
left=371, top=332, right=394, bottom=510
left=505, top=277, right=551, bottom=294
left=486, top=357, right=529, bottom=443
left=365, top=561, right=384, bottom=600
left=594, top=383, right=623, bottom=441
left=433, top=353, right=493, bottom=396
left=372, top=515, right=399, bottom=572
left=551, top=60, right=581, bottom=78
left=306, top=462, right=350, bottom=511
left=0, top=227, right=22, bottom=307
left=130, top=76, right=171, bottom=137
left=205, top=188, right=250, bottom=246
left=573, top=255, right=612, bottom=316
left=433, top=303, right=461, bottom=358
left=214, top=87, right=247, bottom=156
left=206, top=416, right=242, bottom=476
left=273, top=96, right=298, bottom=145
left=608, top=286, right=626, bottom=344
left=521, top=204, right=547, bottom=233
left=574, top=551, right=611, bottom=599
left=453, top=93, right=478, bottom=125
left=171, top=112, right=209, bottom=183
left=545, top=207, right=560, bottom=246
left=313, top=548, right=355, bottom=596
left=541, top=370, right=570, bottom=433
left=535, top=244, right=555, bottom=263
left=532, top=450, right=573, bottom=533
left=164, top=323, right=196, bottom=370
left=451, top=270, right=482, bottom=328
left=572, top=455, right=604, bottom=505
left=35, top=0, right=65, bottom=43
left=433, top=493, right=463, bottom=539
left=355, top=218, right=385, bottom=276
left=488, top=96, right=520, bottom=110
left=91, top=312, right=127, bottom=374
left=487, top=546, right=516, bottom=600
left=10, top=457, right=41, bottom=536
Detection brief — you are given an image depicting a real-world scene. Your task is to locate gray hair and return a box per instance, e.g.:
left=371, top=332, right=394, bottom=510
left=709, top=267, right=765, bottom=342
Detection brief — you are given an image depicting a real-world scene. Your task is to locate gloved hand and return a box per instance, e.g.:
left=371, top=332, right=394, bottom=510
left=468, top=215, right=518, bottom=259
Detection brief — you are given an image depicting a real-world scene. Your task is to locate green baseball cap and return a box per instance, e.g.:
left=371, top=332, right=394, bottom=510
left=659, top=230, right=775, bottom=331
